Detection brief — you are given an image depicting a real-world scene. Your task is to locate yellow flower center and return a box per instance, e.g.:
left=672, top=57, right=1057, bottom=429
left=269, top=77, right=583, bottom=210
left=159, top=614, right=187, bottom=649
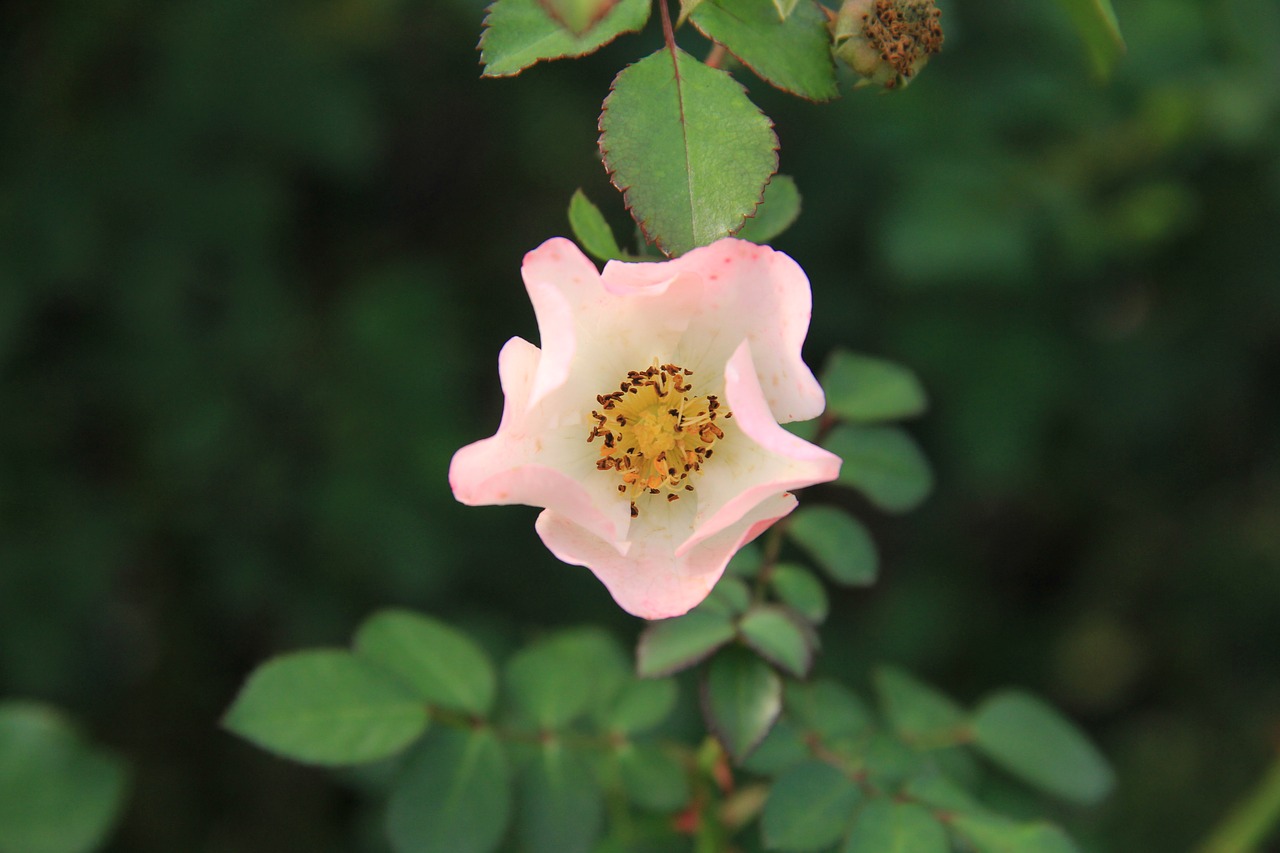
left=588, top=362, right=731, bottom=517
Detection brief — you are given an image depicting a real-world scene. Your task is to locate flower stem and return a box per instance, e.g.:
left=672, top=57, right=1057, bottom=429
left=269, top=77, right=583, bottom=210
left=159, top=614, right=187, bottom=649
left=659, top=0, right=678, bottom=58
left=1197, top=751, right=1280, bottom=853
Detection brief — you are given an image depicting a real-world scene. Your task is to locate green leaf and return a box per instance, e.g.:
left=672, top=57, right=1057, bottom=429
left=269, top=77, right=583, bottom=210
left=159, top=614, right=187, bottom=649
left=517, top=743, right=603, bottom=853
left=1054, top=0, right=1125, bottom=79
left=690, top=0, right=837, bottom=100
left=0, top=703, right=130, bottom=853
left=387, top=728, right=511, bottom=853
left=616, top=742, right=691, bottom=812
left=761, top=761, right=861, bottom=851
left=701, top=648, right=782, bottom=762
left=948, top=813, right=1081, bottom=853
left=599, top=678, right=678, bottom=735
left=785, top=679, right=874, bottom=741
left=844, top=799, right=948, bottom=853
left=769, top=563, right=829, bottom=623
left=821, top=351, right=928, bottom=423
left=354, top=609, right=496, bottom=716
left=600, top=47, right=778, bottom=256
left=738, top=605, right=817, bottom=678
left=736, top=175, right=802, bottom=245
left=506, top=628, right=628, bottom=728
left=223, top=650, right=427, bottom=766
left=787, top=506, right=879, bottom=586
left=874, top=666, right=968, bottom=749
left=699, top=574, right=752, bottom=617
left=637, top=610, right=736, bottom=677
left=480, top=0, right=651, bottom=77
left=742, top=718, right=810, bottom=775
left=971, top=690, right=1114, bottom=805
left=537, top=0, right=619, bottom=34
left=861, top=732, right=924, bottom=787
left=825, top=425, right=934, bottom=513
left=568, top=190, right=626, bottom=262
left=901, top=770, right=986, bottom=815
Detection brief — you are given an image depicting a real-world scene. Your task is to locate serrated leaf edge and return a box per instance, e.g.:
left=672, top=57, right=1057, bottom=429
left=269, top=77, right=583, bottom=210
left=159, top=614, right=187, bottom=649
left=687, top=1, right=840, bottom=103
left=477, top=0, right=651, bottom=78
left=597, top=47, right=779, bottom=257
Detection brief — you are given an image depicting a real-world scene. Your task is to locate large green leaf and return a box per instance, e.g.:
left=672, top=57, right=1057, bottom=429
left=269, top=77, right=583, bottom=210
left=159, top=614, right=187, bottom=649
left=690, top=0, right=837, bottom=100
left=701, top=648, right=782, bottom=762
left=387, top=728, right=511, bottom=853
left=738, top=605, right=817, bottom=678
left=948, top=813, right=1080, bottom=853
left=600, top=47, right=778, bottom=256
left=568, top=189, right=626, bottom=262
left=786, top=505, right=878, bottom=586
left=354, top=609, right=496, bottom=716
left=874, top=666, right=968, bottom=748
left=1054, top=0, right=1125, bottom=79
left=901, top=771, right=986, bottom=815
left=480, top=0, right=651, bottom=77
left=222, top=650, right=427, bottom=766
left=821, top=351, right=928, bottom=423
left=505, top=628, right=628, bottom=728
left=737, top=175, right=802, bottom=245
left=616, top=742, right=691, bottom=812
left=742, top=718, right=810, bottom=775
left=768, top=563, right=828, bottom=623
left=537, top=0, right=618, bottom=34
left=972, top=690, right=1114, bottom=805
left=636, top=609, right=736, bottom=677
left=762, top=761, right=860, bottom=850
left=598, top=677, right=678, bottom=735
left=843, top=799, right=948, bottom=853
left=785, top=679, right=874, bottom=742
left=0, top=703, right=130, bottom=853
left=517, top=743, right=603, bottom=853
left=825, top=425, right=934, bottom=513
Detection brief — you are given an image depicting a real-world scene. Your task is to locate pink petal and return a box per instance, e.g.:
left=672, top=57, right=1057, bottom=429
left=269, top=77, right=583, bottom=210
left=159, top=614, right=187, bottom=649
left=679, top=342, right=842, bottom=557
left=536, top=492, right=799, bottom=620
left=449, top=336, right=629, bottom=544
left=602, top=239, right=826, bottom=423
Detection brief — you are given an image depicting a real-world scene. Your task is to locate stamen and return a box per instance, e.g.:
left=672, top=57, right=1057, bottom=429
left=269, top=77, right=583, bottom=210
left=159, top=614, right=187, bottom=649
left=587, top=359, right=731, bottom=516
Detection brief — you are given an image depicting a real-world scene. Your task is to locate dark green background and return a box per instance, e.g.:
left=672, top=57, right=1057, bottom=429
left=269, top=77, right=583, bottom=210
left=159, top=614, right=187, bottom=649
left=2, top=0, right=1278, bottom=849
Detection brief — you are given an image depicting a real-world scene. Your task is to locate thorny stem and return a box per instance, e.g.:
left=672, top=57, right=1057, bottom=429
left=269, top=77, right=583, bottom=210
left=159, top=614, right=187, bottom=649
left=705, top=42, right=728, bottom=69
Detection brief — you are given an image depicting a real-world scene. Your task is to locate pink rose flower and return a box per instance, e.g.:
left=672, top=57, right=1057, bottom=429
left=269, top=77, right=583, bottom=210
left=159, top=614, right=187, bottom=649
left=449, top=237, right=841, bottom=619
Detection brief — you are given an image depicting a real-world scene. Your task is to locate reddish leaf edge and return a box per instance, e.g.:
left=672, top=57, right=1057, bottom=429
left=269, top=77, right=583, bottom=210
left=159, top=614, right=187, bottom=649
left=597, top=48, right=781, bottom=257
left=536, top=0, right=622, bottom=35
left=687, top=0, right=840, bottom=104
left=477, top=0, right=652, bottom=79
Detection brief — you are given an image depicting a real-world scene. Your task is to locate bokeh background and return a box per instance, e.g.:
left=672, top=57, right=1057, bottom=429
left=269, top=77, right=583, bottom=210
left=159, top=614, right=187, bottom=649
left=2, top=0, right=1279, bottom=849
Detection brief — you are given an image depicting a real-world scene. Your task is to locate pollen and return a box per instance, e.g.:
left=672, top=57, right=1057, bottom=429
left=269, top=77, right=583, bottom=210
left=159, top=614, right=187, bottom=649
left=587, top=361, right=730, bottom=516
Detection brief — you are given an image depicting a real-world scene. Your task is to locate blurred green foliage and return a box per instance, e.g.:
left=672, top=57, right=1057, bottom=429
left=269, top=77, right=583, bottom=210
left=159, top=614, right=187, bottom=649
left=1, top=0, right=1278, bottom=850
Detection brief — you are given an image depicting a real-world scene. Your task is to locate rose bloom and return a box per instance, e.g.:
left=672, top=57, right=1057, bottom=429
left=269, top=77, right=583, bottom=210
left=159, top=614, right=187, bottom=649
left=449, top=238, right=840, bottom=619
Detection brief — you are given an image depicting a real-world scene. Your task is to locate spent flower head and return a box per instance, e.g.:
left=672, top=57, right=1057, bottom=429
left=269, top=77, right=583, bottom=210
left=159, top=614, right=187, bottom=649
left=833, top=0, right=944, bottom=90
